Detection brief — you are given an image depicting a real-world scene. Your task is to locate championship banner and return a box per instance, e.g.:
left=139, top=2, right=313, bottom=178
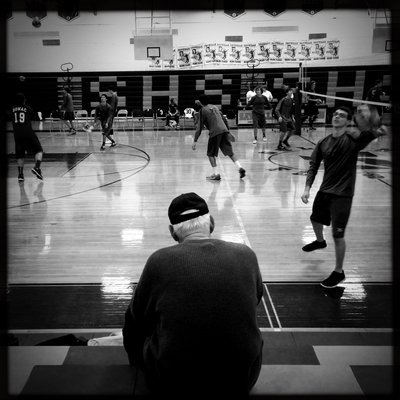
left=257, top=42, right=272, bottom=63
left=204, top=43, right=217, bottom=65
left=270, top=41, right=284, bottom=62
left=284, top=41, right=299, bottom=62
left=163, top=49, right=176, bottom=69
left=242, top=43, right=257, bottom=63
left=299, top=41, right=312, bottom=61
left=311, top=40, right=326, bottom=61
left=228, top=44, right=243, bottom=65
left=326, top=40, right=340, bottom=59
left=177, top=47, right=191, bottom=68
left=190, top=45, right=204, bottom=67
left=215, top=43, right=229, bottom=64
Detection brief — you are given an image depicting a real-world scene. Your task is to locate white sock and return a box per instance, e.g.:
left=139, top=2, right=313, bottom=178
left=234, top=160, right=242, bottom=169
left=213, top=167, right=218, bottom=175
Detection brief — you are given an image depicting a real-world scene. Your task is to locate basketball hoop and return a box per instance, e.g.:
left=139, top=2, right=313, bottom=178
left=60, top=62, right=73, bottom=84
left=246, top=59, right=260, bottom=68
left=246, top=59, right=260, bottom=87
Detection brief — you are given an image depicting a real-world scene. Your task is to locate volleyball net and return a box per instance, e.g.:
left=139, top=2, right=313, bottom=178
left=299, top=90, right=392, bottom=109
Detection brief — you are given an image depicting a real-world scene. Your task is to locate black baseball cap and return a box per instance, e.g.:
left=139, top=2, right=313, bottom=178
left=168, top=192, right=209, bottom=225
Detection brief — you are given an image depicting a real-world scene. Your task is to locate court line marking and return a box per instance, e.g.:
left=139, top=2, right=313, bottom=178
left=263, top=283, right=282, bottom=329
left=218, top=161, right=273, bottom=328
left=6, top=144, right=151, bottom=209
left=218, top=161, right=251, bottom=248
left=61, top=152, right=91, bottom=176
left=261, top=293, right=274, bottom=329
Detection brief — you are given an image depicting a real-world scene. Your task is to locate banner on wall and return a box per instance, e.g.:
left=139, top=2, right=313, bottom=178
left=228, top=43, right=243, bottom=64
left=215, top=43, right=229, bottom=64
left=177, top=47, right=191, bottom=68
left=299, top=41, right=312, bottom=61
left=171, top=39, right=339, bottom=69
left=190, top=45, right=204, bottom=67
left=284, top=41, right=299, bottom=62
left=204, top=43, right=217, bottom=65
left=242, top=43, right=257, bottom=63
left=270, top=41, right=284, bottom=62
left=311, top=40, right=326, bottom=61
left=257, top=42, right=272, bottom=63
left=326, top=40, right=340, bottom=59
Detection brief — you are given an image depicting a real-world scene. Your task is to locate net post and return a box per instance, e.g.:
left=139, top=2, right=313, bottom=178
left=294, top=81, right=303, bottom=136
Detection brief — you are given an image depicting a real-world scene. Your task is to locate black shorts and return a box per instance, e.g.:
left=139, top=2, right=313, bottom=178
left=279, top=119, right=295, bottom=133
left=14, top=132, right=43, bottom=159
left=252, top=111, right=266, bottom=128
left=310, top=191, right=353, bottom=238
left=63, top=111, right=75, bottom=121
left=207, top=133, right=233, bottom=157
left=101, top=120, right=111, bottom=134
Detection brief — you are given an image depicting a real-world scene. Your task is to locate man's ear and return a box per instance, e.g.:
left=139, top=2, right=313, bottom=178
left=169, top=225, right=179, bottom=242
left=209, top=215, right=215, bottom=234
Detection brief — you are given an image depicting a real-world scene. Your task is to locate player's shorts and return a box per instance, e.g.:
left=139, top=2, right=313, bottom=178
left=252, top=111, right=266, bottom=128
left=279, top=119, right=295, bottom=133
left=207, top=132, right=233, bottom=158
left=14, top=132, right=43, bottom=159
left=310, top=191, right=353, bottom=238
left=63, top=111, right=75, bottom=121
left=101, top=121, right=111, bottom=134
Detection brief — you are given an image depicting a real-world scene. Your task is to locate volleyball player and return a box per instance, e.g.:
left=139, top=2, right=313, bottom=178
left=61, top=87, right=76, bottom=135
left=300, top=105, right=387, bottom=288
left=91, top=94, right=117, bottom=150
left=275, top=87, right=295, bottom=150
left=246, top=86, right=271, bottom=144
left=107, top=86, right=118, bottom=136
left=192, top=94, right=245, bottom=180
left=11, top=93, right=44, bottom=181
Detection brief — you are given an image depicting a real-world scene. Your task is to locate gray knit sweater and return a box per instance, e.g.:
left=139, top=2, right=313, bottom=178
left=123, top=238, right=263, bottom=394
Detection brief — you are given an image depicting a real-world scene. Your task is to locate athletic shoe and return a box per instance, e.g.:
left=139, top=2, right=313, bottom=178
left=262, top=137, right=267, bottom=142
left=252, top=139, right=257, bottom=144
left=276, top=144, right=285, bottom=151
left=320, top=271, right=345, bottom=288
left=239, top=168, right=246, bottom=179
left=206, top=174, right=221, bottom=181
left=82, top=126, right=93, bottom=132
left=100, top=145, right=105, bottom=151
left=176, top=125, right=180, bottom=129
left=31, top=167, right=43, bottom=180
left=302, top=240, right=327, bottom=252
left=110, top=142, right=117, bottom=147
left=68, top=130, right=76, bottom=135
left=18, top=173, right=24, bottom=182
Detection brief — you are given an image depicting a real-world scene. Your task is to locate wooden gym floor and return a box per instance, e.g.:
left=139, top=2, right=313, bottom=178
left=5, top=119, right=395, bottom=396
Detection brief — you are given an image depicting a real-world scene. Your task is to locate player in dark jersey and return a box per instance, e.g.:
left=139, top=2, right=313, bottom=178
left=95, top=94, right=117, bottom=150
left=83, top=94, right=117, bottom=150
left=301, top=106, right=387, bottom=288
left=107, top=87, right=118, bottom=137
left=11, top=93, right=44, bottom=181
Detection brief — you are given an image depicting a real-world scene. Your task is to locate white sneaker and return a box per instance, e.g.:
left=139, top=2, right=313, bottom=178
left=262, top=137, right=267, bottom=142
left=252, top=139, right=257, bottom=144
left=82, top=125, right=93, bottom=133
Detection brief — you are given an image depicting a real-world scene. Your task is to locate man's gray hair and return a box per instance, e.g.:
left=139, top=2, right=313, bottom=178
left=172, top=212, right=211, bottom=238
